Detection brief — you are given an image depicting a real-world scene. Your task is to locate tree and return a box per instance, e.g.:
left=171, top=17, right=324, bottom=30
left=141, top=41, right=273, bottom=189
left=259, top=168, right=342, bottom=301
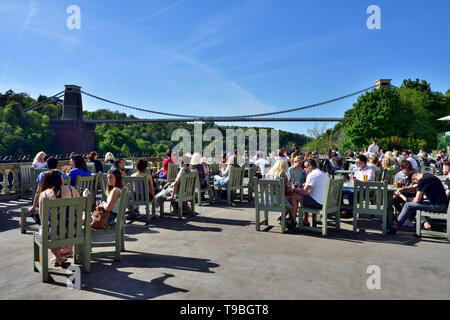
left=342, top=87, right=411, bottom=150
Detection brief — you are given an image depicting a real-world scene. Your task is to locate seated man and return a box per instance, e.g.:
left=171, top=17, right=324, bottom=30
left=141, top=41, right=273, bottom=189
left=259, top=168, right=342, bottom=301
left=392, top=160, right=417, bottom=214
left=295, top=159, right=329, bottom=226
left=436, top=150, right=449, bottom=175
left=388, top=172, right=448, bottom=234
left=329, top=152, right=342, bottom=173
left=340, top=154, right=375, bottom=217
left=402, top=150, right=419, bottom=172
left=26, top=157, right=68, bottom=224
left=154, top=156, right=191, bottom=210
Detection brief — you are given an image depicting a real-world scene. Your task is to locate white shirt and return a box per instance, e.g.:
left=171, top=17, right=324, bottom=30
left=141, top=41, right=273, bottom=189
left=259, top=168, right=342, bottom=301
left=305, top=168, right=329, bottom=205
left=407, top=156, right=419, bottom=171
left=33, top=160, right=47, bottom=169
left=368, top=144, right=379, bottom=154
left=255, top=158, right=270, bottom=176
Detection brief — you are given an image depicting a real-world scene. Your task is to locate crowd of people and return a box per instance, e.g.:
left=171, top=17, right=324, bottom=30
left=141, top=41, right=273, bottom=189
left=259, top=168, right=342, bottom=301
left=25, top=143, right=449, bottom=264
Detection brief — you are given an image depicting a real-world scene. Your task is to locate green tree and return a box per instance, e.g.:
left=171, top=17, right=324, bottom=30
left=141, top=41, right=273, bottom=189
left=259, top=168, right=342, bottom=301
left=342, top=87, right=411, bottom=150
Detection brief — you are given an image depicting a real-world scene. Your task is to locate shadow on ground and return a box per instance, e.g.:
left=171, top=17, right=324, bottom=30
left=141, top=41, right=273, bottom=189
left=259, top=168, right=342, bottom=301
left=45, top=250, right=219, bottom=299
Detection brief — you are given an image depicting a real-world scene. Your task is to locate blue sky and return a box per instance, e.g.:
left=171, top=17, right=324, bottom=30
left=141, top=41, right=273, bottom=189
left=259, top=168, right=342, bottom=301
left=1, top=0, right=449, bottom=135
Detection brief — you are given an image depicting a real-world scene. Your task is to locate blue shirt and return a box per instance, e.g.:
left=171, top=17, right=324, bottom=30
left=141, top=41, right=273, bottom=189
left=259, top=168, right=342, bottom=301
left=69, top=168, right=91, bottom=186
left=36, top=170, right=68, bottom=184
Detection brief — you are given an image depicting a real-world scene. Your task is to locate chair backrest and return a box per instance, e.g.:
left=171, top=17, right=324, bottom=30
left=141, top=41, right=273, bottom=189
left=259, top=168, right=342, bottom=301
left=117, top=185, right=130, bottom=224
left=254, top=179, right=286, bottom=212
left=248, top=165, right=256, bottom=184
left=167, top=163, right=178, bottom=182
left=374, top=169, right=383, bottom=181
left=40, top=196, right=89, bottom=245
left=19, top=165, right=34, bottom=189
left=353, top=181, right=388, bottom=215
left=321, top=178, right=344, bottom=214
left=103, top=162, right=113, bottom=173
left=75, top=175, right=96, bottom=194
left=209, top=163, right=221, bottom=176
left=86, top=162, right=96, bottom=174
left=97, top=172, right=108, bottom=201
left=382, top=168, right=400, bottom=184
left=75, top=175, right=96, bottom=205
left=123, top=176, right=149, bottom=204
left=228, top=166, right=244, bottom=189
left=178, top=171, right=197, bottom=199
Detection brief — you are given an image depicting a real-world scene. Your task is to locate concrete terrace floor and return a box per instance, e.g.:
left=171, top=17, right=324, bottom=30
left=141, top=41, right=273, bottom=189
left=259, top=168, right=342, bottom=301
left=0, top=196, right=449, bottom=300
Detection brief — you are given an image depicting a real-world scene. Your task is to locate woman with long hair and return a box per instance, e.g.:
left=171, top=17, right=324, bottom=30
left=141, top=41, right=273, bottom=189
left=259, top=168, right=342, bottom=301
left=99, top=169, right=123, bottom=226
left=68, top=154, right=91, bottom=186
left=39, top=170, right=82, bottom=266
left=112, top=158, right=127, bottom=176
left=33, top=151, right=47, bottom=169
left=88, top=151, right=103, bottom=173
left=266, top=160, right=302, bottom=227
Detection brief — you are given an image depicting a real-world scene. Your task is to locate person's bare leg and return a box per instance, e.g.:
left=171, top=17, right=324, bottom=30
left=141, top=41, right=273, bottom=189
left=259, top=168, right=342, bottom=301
left=51, top=247, right=66, bottom=266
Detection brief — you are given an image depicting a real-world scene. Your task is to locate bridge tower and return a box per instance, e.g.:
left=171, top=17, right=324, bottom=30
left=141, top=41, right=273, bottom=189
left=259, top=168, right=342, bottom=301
left=49, top=85, right=96, bottom=154
left=376, top=79, right=392, bottom=89
left=62, top=85, right=83, bottom=120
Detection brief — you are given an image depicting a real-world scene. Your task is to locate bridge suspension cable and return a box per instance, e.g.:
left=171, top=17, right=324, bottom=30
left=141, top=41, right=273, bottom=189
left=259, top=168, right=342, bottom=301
left=23, top=91, right=65, bottom=112
left=80, top=85, right=376, bottom=120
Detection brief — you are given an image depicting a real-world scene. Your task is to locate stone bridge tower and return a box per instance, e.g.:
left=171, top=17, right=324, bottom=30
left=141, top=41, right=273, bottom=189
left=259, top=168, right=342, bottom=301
left=50, top=85, right=96, bottom=154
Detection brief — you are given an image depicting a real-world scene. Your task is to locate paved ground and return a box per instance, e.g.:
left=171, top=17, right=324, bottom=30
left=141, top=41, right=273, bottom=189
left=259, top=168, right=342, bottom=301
left=0, top=195, right=449, bottom=300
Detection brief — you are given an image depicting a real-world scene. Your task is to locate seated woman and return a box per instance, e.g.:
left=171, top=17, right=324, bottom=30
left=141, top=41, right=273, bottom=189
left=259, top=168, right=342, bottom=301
left=266, top=160, right=302, bottom=227
left=214, top=155, right=239, bottom=188
left=88, top=151, right=103, bottom=173
left=381, top=156, right=395, bottom=170
left=68, top=155, right=91, bottom=187
left=32, top=151, right=47, bottom=169
left=112, top=158, right=127, bottom=176
left=104, top=152, right=115, bottom=164
left=99, top=169, right=123, bottom=227
left=38, top=170, right=85, bottom=266
left=129, top=159, right=156, bottom=218
left=191, top=153, right=208, bottom=190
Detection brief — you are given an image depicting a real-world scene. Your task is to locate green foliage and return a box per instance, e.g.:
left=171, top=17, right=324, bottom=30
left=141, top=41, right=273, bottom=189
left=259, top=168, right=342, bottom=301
left=376, top=136, right=427, bottom=153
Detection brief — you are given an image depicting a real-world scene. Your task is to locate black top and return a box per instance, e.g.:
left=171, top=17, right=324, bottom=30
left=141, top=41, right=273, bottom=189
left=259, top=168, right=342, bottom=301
left=92, top=159, right=103, bottom=173
left=417, top=173, right=448, bottom=205
left=445, top=178, right=450, bottom=192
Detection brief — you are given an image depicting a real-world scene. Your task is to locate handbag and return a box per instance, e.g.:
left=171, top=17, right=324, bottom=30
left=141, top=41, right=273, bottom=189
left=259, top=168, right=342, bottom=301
left=90, top=210, right=110, bottom=230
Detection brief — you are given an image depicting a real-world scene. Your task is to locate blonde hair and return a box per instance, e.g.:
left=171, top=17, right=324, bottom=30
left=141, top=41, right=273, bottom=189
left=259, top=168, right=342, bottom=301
left=382, top=157, right=394, bottom=169
left=268, top=160, right=289, bottom=179
left=34, top=151, right=46, bottom=163
left=190, top=153, right=202, bottom=166
left=105, top=152, right=115, bottom=162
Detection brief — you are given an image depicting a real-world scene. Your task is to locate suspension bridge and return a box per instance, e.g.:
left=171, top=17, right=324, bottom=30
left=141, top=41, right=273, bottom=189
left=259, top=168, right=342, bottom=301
left=23, top=79, right=391, bottom=153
